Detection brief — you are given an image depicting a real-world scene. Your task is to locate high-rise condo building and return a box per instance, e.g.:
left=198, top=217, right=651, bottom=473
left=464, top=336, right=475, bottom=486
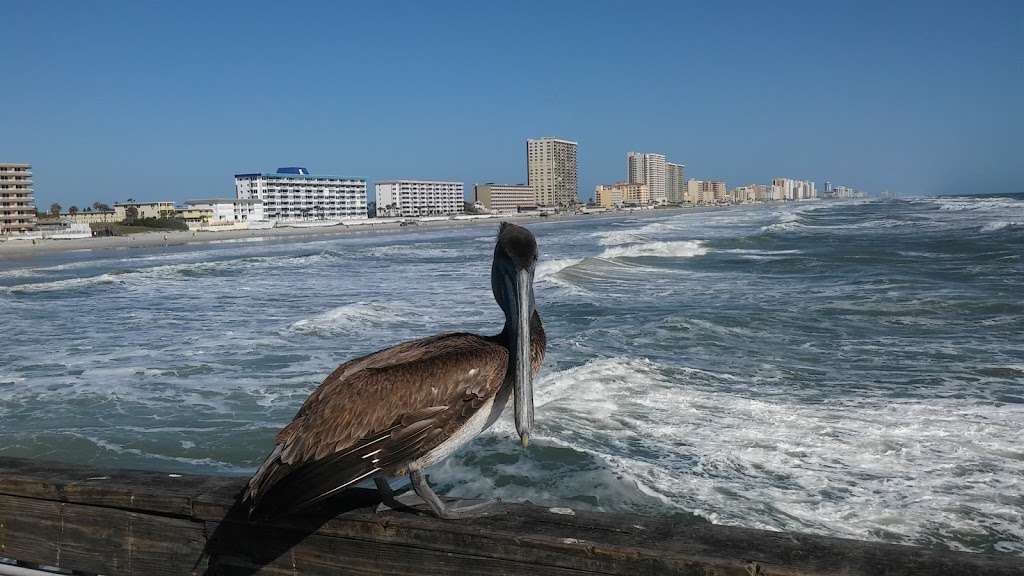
left=235, top=167, right=367, bottom=222
left=0, top=163, right=37, bottom=234
left=595, top=182, right=650, bottom=208
left=772, top=178, right=816, bottom=201
left=527, top=138, right=578, bottom=207
left=665, top=162, right=686, bottom=204
left=375, top=180, right=464, bottom=218
left=627, top=152, right=667, bottom=204
left=473, top=183, right=536, bottom=213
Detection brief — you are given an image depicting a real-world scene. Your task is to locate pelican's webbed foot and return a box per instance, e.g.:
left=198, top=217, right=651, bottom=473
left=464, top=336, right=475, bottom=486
left=409, top=470, right=500, bottom=520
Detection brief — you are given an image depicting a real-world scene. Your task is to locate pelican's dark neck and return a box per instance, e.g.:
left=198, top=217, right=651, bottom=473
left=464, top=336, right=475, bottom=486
left=497, top=312, right=546, bottom=379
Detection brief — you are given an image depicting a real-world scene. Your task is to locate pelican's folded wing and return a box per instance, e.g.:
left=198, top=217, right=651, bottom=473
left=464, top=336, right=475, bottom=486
left=244, top=332, right=507, bottom=518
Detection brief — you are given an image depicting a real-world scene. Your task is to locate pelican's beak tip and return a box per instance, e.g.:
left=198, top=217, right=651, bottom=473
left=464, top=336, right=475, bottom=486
left=520, top=433, right=530, bottom=449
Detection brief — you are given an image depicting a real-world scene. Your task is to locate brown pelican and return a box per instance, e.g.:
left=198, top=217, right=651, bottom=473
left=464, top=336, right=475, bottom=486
left=244, top=222, right=545, bottom=519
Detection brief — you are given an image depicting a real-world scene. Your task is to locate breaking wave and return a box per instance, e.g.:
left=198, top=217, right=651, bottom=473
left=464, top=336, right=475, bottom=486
left=599, top=240, right=707, bottom=259
left=288, top=302, right=422, bottom=335
left=596, top=222, right=684, bottom=246
left=365, top=244, right=467, bottom=258
left=1, top=251, right=343, bottom=294
left=981, top=221, right=1022, bottom=232
left=536, top=258, right=584, bottom=281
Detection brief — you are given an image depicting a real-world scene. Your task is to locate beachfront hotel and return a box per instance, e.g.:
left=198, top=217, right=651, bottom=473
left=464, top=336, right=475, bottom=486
left=375, top=180, right=464, bottom=218
left=527, top=137, right=578, bottom=207
left=234, top=167, right=367, bottom=222
left=594, top=182, right=650, bottom=208
left=627, top=152, right=667, bottom=204
left=473, top=183, right=536, bottom=214
left=0, top=163, right=37, bottom=234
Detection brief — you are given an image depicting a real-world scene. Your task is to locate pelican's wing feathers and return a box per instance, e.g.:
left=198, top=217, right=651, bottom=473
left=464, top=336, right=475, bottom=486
left=244, top=332, right=507, bottom=518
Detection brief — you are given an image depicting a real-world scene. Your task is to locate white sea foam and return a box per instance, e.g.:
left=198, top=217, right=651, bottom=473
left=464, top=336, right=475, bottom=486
left=722, top=248, right=802, bottom=261
left=365, top=243, right=466, bottom=258
left=288, top=302, right=421, bottom=335
left=1, top=273, right=123, bottom=293
left=69, top=434, right=249, bottom=472
left=929, top=197, right=1024, bottom=212
left=479, top=356, right=1024, bottom=551
left=981, top=221, right=1022, bottom=232
left=599, top=240, right=707, bottom=259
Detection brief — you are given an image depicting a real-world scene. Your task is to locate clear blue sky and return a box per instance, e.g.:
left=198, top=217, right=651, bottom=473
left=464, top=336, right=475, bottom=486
left=2, top=1, right=1021, bottom=207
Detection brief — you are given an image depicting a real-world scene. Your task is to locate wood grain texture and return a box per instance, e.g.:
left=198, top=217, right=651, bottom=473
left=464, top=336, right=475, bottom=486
left=0, top=457, right=1020, bottom=576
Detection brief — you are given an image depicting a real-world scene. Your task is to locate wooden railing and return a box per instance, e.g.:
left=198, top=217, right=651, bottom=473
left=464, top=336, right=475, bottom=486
left=0, top=457, right=1019, bottom=575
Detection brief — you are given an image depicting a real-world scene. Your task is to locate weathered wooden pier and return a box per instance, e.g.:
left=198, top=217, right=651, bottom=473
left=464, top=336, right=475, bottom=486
left=0, top=457, right=1019, bottom=575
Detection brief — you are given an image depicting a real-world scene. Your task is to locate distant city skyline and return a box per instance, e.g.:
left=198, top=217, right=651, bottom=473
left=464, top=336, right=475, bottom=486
left=2, top=1, right=1021, bottom=207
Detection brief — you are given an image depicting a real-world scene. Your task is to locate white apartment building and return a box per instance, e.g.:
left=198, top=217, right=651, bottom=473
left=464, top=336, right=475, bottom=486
left=185, top=198, right=265, bottom=223
left=627, top=152, right=667, bottom=204
left=473, top=183, right=536, bottom=213
left=375, top=180, right=464, bottom=218
left=235, top=167, right=367, bottom=222
left=772, top=178, right=816, bottom=200
left=527, top=138, right=578, bottom=207
left=666, top=162, right=685, bottom=204
left=0, top=163, right=36, bottom=234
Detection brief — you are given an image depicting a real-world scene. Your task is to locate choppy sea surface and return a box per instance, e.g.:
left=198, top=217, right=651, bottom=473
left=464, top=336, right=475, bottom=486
left=1, top=196, right=1022, bottom=554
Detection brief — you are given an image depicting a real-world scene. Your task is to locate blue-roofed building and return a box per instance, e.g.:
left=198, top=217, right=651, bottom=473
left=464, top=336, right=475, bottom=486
left=234, top=167, right=367, bottom=222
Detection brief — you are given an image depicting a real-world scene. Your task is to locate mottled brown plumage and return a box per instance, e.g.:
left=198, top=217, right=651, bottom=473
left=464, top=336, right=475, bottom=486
left=245, top=223, right=545, bottom=519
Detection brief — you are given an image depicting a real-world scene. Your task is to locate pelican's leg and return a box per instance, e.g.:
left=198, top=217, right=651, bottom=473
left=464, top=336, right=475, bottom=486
left=374, top=477, right=418, bottom=512
left=375, top=477, right=403, bottom=509
left=409, top=470, right=499, bottom=519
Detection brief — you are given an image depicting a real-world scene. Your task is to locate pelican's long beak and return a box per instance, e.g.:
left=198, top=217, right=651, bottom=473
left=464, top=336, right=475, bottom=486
left=511, top=267, right=534, bottom=448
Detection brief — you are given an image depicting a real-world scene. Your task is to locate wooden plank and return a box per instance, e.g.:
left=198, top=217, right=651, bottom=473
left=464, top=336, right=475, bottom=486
left=0, top=457, right=207, bottom=517
left=204, top=522, right=628, bottom=576
left=1, top=457, right=1022, bottom=576
left=254, top=504, right=692, bottom=575
left=202, top=503, right=1023, bottom=576
left=0, top=495, right=62, bottom=568
left=58, top=502, right=207, bottom=576
left=0, top=494, right=207, bottom=576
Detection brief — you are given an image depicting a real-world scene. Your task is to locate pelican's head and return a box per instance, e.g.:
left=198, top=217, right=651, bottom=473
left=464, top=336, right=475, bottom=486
left=491, top=222, right=538, bottom=448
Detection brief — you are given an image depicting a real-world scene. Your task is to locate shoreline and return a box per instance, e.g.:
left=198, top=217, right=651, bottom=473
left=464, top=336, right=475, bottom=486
left=0, top=207, right=712, bottom=260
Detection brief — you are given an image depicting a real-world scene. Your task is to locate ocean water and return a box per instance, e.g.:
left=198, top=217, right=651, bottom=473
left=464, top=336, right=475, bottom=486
left=1, top=196, right=1022, bottom=554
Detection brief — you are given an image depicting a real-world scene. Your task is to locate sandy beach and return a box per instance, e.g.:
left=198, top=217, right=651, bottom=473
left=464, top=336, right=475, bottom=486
left=0, top=209, right=687, bottom=260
